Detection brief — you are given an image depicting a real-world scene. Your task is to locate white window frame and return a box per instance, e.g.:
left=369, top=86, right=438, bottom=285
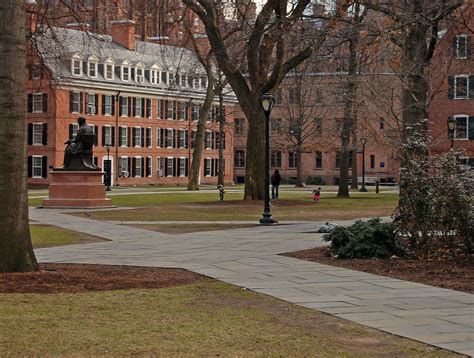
left=157, top=156, right=164, bottom=177
left=71, top=54, right=82, bottom=76
left=135, top=63, right=145, bottom=83
left=121, top=60, right=131, bottom=82
left=134, top=126, right=142, bottom=147
left=121, top=96, right=129, bottom=117
left=454, top=114, right=469, bottom=140
left=454, top=75, right=469, bottom=99
left=104, top=58, right=115, bottom=80
left=104, top=125, right=112, bottom=146
left=456, top=35, right=468, bottom=59
left=32, top=123, right=44, bottom=145
left=150, top=64, right=160, bottom=85
left=71, top=92, right=81, bottom=113
left=32, top=93, right=45, bottom=113
left=135, top=156, right=142, bottom=177
left=134, top=97, right=143, bottom=118
left=147, top=127, right=152, bottom=148
left=179, top=102, right=186, bottom=120
left=121, top=126, right=128, bottom=147
left=87, top=93, right=96, bottom=115
left=205, top=131, right=212, bottom=150
left=166, top=157, right=174, bottom=177
left=179, top=157, right=186, bottom=177
left=167, top=100, right=175, bottom=120
left=166, top=128, right=174, bottom=148
left=71, top=123, right=79, bottom=139
left=120, top=156, right=129, bottom=177
left=104, top=95, right=113, bottom=116
left=32, top=155, right=43, bottom=178
left=180, top=74, right=187, bottom=88
left=179, top=129, right=186, bottom=148
left=157, top=128, right=162, bottom=148
left=87, top=56, right=98, bottom=78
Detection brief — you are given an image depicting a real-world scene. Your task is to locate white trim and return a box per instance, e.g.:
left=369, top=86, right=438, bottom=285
left=32, top=155, right=43, bottom=178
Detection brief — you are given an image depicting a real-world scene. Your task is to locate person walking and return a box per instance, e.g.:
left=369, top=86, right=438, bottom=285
left=271, top=169, right=281, bottom=199
left=312, top=186, right=321, bottom=202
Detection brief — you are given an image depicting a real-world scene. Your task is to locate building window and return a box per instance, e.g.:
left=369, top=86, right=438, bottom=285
left=150, top=68, right=159, bottom=84
left=30, top=65, right=42, bottom=80
left=456, top=35, right=468, bottom=59
left=370, top=155, right=375, bottom=169
left=179, top=102, right=187, bottom=120
left=288, top=151, right=297, bottom=168
left=167, top=100, right=175, bottom=119
left=454, top=75, right=469, bottom=99
left=119, top=157, right=129, bottom=177
left=235, top=118, right=245, bottom=135
left=315, top=151, right=322, bottom=168
left=121, top=61, right=131, bottom=81
left=32, top=93, right=45, bottom=113
left=204, top=158, right=212, bottom=176
left=135, top=157, right=142, bottom=177
left=86, top=93, right=97, bottom=115
left=104, top=95, right=113, bottom=115
left=121, top=96, right=129, bottom=116
left=205, top=131, right=212, bottom=149
left=192, top=104, right=200, bottom=121
left=166, top=157, right=174, bottom=176
left=157, top=157, right=164, bottom=177
left=71, top=92, right=81, bottom=113
left=314, top=118, right=322, bottom=135
left=146, top=156, right=152, bottom=177
left=134, top=127, right=142, bottom=147
left=270, top=118, right=281, bottom=135
left=178, top=129, right=186, bottom=148
left=234, top=150, right=245, bottom=168
left=32, top=156, right=43, bottom=177
left=103, top=125, right=112, bottom=146
left=134, top=97, right=143, bottom=117
left=161, top=71, right=168, bottom=85
left=71, top=56, right=82, bottom=76
left=120, top=126, right=128, bottom=147
left=32, top=123, right=44, bottom=145
left=87, top=58, right=98, bottom=77
left=179, top=157, right=186, bottom=177
left=271, top=150, right=281, bottom=168
left=135, top=64, right=145, bottom=83
left=379, top=118, right=385, bottom=130
left=105, top=61, right=114, bottom=80
left=165, top=128, right=174, bottom=148
left=454, top=115, right=469, bottom=140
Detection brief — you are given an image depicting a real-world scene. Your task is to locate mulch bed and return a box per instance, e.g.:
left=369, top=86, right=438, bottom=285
left=0, top=264, right=209, bottom=294
left=285, top=247, right=473, bottom=293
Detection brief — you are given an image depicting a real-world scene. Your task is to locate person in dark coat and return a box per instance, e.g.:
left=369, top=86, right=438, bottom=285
left=271, top=169, right=281, bottom=199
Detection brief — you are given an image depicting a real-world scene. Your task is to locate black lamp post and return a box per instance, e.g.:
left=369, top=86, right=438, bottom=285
left=447, top=117, right=456, bottom=149
left=359, top=137, right=368, bottom=192
left=259, top=93, right=277, bottom=225
left=104, top=144, right=112, bottom=191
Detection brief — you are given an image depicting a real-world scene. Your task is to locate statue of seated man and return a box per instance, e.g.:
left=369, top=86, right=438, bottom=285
left=63, top=117, right=99, bottom=170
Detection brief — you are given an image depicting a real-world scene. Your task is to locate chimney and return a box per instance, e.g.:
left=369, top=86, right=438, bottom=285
left=111, top=20, right=136, bottom=50
left=65, top=22, right=91, bottom=32
left=25, top=1, right=37, bottom=37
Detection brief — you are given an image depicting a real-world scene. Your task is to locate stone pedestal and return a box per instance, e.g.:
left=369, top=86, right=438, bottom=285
left=42, top=170, right=113, bottom=208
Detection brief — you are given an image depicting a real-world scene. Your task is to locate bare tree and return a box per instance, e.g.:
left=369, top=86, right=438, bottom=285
left=0, top=0, right=39, bottom=272
left=182, top=0, right=323, bottom=199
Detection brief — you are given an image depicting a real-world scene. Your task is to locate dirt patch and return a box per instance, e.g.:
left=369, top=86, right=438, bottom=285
left=0, top=264, right=209, bottom=294
left=285, top=247, right=473, bottom=293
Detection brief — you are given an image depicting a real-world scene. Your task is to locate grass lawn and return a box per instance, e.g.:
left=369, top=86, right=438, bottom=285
left=69, top=192, right=398, bottom=222
left=0, top=281, right=452, bottom=357
left=30, top=225, right=101, bottom=248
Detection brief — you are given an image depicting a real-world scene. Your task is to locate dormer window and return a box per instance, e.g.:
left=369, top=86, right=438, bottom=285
left=150, top=64, right=160, bottom=85
left=135, top=62, right=145, bottom=83
left=161, top=71, right=168, bottom=85
left=180, top=74, right=187, bottom=87
left=71, top=54, right=82, bottom=76
left=104, top=57, right=115, bottom=80
left=87, top=56, right=98, bottom=78
left=121, top=60, right=131, bottom=81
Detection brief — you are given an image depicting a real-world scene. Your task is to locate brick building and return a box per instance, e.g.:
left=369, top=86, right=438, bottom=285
left=428, top=7, right=474, bottom=166
left=26, top=21, right=236, bottom=187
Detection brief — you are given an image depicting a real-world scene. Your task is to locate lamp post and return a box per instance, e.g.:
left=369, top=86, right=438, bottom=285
left=359, top=137, right=368, bottom=192
left=104, top=144, right=112, bottom=191
left=447, top=117, right=456, bottom=149
left=259, top=93, right=277, bottom=225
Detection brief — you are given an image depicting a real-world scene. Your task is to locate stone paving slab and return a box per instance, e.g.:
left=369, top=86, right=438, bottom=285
left=29, top=208, right=473, bottom=356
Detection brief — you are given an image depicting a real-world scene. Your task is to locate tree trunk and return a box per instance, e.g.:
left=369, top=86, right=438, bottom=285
left=0, top=1, right=38, bottom=272
left=295, top=145, right=304, bottom=187
left=187, top=76, right=215, bottom=191
left=350, top=130, right=358, bottom=189
left=243, top=101, right=265, bottom=200
left=217, top=89, right=225, bottom=186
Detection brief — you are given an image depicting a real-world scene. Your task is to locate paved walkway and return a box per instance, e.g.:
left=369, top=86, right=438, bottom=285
left=31, top=208, right=473, bottom=356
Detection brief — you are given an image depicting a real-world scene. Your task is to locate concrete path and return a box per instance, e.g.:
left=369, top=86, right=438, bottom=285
left=31, top=208, right=473, bottom=356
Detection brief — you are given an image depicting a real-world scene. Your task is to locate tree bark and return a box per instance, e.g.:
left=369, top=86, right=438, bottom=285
left=350, top=130, right=359, bottom=189
left=217, top=88, right=225, bottom=186
left=295, top=145, right=304, bottom=187
left=187, top=75, right=214, bottom=190
left=0, top=1, right=38, bottom=272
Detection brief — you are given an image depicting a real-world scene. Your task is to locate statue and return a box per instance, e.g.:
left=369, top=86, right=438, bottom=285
left=63, top=117, right=99, bottom=170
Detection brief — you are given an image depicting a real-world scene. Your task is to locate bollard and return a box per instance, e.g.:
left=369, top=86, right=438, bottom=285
left=217, top=184, right=225, bottom=201
left=375, top=180, right=380, bottom=194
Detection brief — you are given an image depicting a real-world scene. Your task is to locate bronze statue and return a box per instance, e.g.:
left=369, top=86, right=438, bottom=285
left=63, top=117, right=99, bottom=170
